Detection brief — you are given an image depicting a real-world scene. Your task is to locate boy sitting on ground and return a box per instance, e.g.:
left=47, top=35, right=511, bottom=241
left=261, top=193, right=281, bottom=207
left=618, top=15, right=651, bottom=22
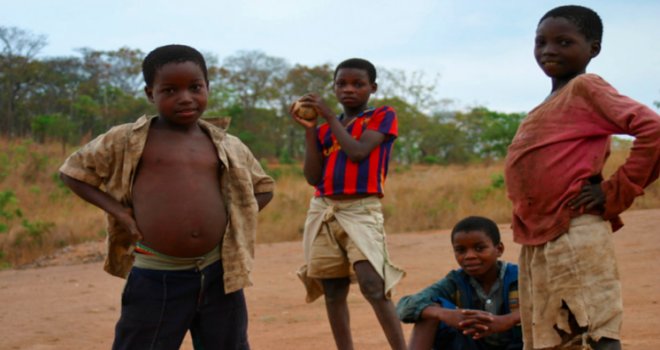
left=397, top=216, right=522, bottom=350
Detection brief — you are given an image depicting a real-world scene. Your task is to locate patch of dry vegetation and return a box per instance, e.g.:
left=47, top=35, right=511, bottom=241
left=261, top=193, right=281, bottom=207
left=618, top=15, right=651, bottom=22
left=1, top=137, right=658, bottom=267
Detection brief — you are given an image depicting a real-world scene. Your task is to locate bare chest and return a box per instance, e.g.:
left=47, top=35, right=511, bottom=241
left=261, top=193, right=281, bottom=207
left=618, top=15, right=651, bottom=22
left=139, top=130, right=220, bottom=173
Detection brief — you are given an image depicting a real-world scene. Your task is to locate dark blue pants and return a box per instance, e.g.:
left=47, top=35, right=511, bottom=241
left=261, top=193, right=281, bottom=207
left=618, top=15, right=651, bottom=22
left=112, top=260, right=249, bottom=350
left=432, top=297, right=522, bottom=350
left=434, top=326, right=517, bottom=350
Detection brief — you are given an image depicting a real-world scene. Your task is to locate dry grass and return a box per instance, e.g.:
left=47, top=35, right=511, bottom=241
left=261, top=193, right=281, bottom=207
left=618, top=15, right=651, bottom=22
left=0, top=138, right=105, bottom=266
left=1, top=137, right=659, bottom=266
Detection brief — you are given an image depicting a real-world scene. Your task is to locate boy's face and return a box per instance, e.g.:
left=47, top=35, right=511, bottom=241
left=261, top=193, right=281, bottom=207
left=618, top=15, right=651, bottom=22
left=145, top=61, right=208, bottom=126
left=333, top=68, right=377, bottom=110
left=534, top=16, right=600, bottom=82
left=452, top=230, right=503, bottom=279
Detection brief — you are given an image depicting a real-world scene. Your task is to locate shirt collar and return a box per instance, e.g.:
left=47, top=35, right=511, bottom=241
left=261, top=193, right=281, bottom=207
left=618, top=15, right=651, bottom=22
left=338, top=106, right=376, bottom=121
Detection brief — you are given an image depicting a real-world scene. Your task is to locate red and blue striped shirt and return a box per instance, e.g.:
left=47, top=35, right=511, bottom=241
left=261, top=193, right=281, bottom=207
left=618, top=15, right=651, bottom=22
left=314, top=106, right=398, bottom=197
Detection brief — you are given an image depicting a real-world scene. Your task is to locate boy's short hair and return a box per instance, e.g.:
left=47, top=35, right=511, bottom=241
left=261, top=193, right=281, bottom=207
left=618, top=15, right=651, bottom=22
left=334, top=58, right=377, bottom=84
left=451, top=216, right=501, bottom=245
left=540, top=5, right=603, bottom=42
left=142, top=44, right=209, bottom=87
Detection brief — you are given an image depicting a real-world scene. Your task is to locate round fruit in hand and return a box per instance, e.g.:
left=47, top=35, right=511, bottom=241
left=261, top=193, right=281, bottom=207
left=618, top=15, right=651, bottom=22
left=293, top=101, right=318, bottom=120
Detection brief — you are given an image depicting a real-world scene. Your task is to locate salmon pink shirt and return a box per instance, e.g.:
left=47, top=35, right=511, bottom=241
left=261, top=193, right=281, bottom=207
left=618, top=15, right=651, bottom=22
left=505, top=74, right=660, bottom=245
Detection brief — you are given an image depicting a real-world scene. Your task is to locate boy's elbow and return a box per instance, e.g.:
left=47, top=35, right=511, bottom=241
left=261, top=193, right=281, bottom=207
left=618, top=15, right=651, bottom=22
left=347, top=151, right=368, bottom=163
left=59, top=172, right=73, bottom=186
left=256, top=192, right=274, bottom=208
left=304, top=174, right=321, bottom=186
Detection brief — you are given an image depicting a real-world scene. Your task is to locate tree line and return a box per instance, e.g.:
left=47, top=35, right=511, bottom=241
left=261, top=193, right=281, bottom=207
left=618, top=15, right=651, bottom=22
left=1, top=26, right=527, bottom=164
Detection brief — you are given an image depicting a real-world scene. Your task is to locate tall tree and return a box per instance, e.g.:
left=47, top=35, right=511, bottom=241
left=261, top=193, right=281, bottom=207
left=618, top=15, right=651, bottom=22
left=277, top=63, right=335, bottom=160
left=455, top=107, right=525, bottom=160
left=377, top=68, right=448, bottom=113
left=0, top=26, right=47, bottom=137
left=218, top=51, right=290, bottom=158
left=220, top=50, right=289, bottom=111
left=76, top=47, right=147, bottom=132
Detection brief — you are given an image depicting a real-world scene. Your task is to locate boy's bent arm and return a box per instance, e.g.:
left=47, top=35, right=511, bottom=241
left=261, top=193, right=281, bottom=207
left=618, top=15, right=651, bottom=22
left=327, top=116, right=386, bottom=162
left=255, top=192, right=273, bottom=211
left=419, top=304, right=467, bottom=329
left=303, top=127, right=323, bottom=185
left=396, top=277, right=455, bottom=323
left=580, top=76, right=660, bottom=219
left=59, top=172, right=141, bottom=241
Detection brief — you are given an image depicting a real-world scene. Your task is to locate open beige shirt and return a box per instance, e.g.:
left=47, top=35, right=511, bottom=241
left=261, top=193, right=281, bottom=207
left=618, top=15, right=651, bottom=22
left=59, top=115, right=275, bottom=293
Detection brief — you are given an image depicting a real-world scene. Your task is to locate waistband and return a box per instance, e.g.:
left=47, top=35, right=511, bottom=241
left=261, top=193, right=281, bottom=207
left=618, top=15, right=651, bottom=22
left=569, top=214, right=605, bottom=227
left=314, top=195, right=381, bottom=207
left=134, top=242, right=221, bottom=271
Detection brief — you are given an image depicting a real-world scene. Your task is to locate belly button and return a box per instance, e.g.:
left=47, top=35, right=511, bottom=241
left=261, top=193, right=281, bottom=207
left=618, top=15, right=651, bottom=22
left=191, top=231, right=200, bottom=238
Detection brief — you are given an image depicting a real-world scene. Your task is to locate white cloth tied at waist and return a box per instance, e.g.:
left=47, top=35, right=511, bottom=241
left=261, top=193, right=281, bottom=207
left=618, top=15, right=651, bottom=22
left=297, top=196, right=405, bottom=303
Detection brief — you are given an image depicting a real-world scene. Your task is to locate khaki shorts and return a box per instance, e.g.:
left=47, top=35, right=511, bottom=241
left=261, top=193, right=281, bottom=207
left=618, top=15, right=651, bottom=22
left=519, top=215, right=622, bottom=349
left=307, top=217, right=368, bottom=279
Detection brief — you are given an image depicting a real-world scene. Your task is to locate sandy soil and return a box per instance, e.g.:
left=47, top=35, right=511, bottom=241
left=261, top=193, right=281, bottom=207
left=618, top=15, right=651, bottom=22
left=1, top=209, right=659, bottom=349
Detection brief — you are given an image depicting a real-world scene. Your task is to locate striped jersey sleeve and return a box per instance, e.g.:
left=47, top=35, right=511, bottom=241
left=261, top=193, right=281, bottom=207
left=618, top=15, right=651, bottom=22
left=314, top=106, right=397, bottom=197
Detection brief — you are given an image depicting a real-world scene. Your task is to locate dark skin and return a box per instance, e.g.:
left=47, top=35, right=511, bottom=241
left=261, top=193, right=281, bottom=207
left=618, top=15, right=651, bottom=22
left=61, top=61, right=272, bottom=257
left=290, top=68, right=405, bottom=350
left=409, top=230, right=520, bottom=349
left=534, top=17, right=621, bottom=350
left=535, top=17, right=606, bottom=211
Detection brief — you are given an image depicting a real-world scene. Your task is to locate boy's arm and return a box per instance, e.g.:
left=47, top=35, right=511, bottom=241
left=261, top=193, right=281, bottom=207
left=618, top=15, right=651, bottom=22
left=306, top=94, right=392, bottom=163
left=289, top=99, right=324, bottom=185
left=325, top=116, right=386, bottom=163
left=574, top=75, right=660, bottom=220
left=302, top=126, right=324, bottom=186
left=238, top=140, right=275, bottom=210
left=255, top=192, right=273, bottom=211
left=396, top=275, right=455, bottom=323
left=317, top=99, right=387, bottom=163
left=460, top=309, right=520, bottom=339
left=418, top=304, right=471, bottom=330
left=59, top=173, right=142, bottom=241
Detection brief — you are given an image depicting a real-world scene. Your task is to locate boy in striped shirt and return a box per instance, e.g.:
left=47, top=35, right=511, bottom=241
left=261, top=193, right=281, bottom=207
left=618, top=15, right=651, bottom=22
left=292, top=58, right=406, bottom=350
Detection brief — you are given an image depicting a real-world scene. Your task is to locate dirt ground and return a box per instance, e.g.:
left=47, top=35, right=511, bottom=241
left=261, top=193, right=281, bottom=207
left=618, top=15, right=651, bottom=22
left=1, top=209, right=659, bottom=349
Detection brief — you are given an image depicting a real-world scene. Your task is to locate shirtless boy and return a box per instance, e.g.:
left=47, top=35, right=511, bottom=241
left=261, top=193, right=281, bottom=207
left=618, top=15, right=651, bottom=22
left=60, top=44, right=274, bottom=349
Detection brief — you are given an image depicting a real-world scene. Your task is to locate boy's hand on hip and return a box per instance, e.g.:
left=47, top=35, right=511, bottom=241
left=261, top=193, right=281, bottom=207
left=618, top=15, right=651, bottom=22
left=114, top=208, right=143, bottom=242
left=568, top=183, right=605, bottom=212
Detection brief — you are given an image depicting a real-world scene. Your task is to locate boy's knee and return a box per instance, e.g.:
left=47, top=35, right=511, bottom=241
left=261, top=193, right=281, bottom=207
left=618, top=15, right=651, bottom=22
left=322, top=278, right=350, bottom=303
left=358, top=279, right=386, bottom=301
left=354, top=261, right=385, bottom=301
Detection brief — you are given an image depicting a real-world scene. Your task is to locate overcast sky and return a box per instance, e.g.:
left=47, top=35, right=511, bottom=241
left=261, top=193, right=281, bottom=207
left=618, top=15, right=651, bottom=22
left=3, top=0, right=659, bottom=113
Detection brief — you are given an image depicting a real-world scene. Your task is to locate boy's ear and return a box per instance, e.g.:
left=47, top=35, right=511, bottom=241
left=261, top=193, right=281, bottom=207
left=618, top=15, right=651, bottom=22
left=496, top=242, right=504, bottom=257
left=371, top=82, right=378, bottom=93
left=590, top=40, right=601, bottom=58
left=144, top=86, right=154, bottom=103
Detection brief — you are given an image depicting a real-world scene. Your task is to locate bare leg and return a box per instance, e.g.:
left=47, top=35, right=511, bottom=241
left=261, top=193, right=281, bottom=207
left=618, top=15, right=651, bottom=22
left=354, top=261, right=406, bottom=350
left=408, top=318, right=439, bottom=350
left=322, top=277, right=353, bottom=350
left=558, top=304, right=622, bottom=350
